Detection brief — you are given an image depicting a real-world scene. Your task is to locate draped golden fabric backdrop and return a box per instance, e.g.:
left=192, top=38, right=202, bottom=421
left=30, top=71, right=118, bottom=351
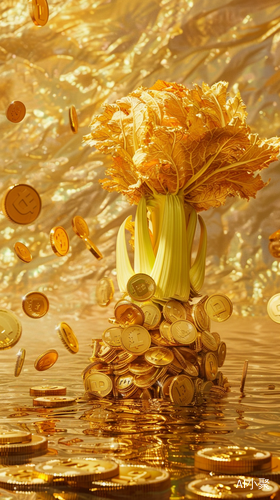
left=1, top=0, right=280, bottom=319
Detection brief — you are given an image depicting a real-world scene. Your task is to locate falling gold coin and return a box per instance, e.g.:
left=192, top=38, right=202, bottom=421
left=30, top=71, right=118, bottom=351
left=96, top=277, right=115, bottom=307
left=126, top=273, right=156, bottom=302
left=72, top=215, right=89, bottom=239
left=34, top=349, right=58, bottom=371
left=0, top=434, right=48, bottom=456
left=84, top=237, right=103, bottom=260
left=2, top=184, right=41, bottom=225
left=169, top=374, right=194, bottom=406
left=69, top=105, right=78, bottom=133
left=0, top=429, right=31, bottom=445
left=14, top=348, right=26, bottom=377
left=267, top=293, right=280, bottom=323
left=35, top=458, right=119, bottom=484
left=30, top=385, right=67, bottom=396
left=14, top=242, right=32, bottom=263
left=144, top=347, right=174, bottom=367
left=50, top=226, right=70, bottom=257
left=29, top=0, right=49, bottom=26
left=33, top=396, right=76, bottom=407
left=56, top=322, right=79, bottom=354
left=204, top=294, right=233, bottom=322
left=121, top=325, right=151, bottom=355
left=6, top=101, right=26, bottom=123
left=22, top=291, right=49, bottom=318
left=0, top=309, right=22, bottom=350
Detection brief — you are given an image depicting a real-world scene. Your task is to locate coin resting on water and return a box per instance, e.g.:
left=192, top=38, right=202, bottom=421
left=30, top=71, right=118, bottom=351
left=14, top=242, right=32, bottom=263
left=0, top=309, right=22, bottom=350
left=34, top=458, right=119, bottom=483
left=6, top=101, right=26, bottom=123
left=50, top=226, right=70, bottom=256
left=2, top=184, right=41, bottom=225
left=194, top=446, right=272, bottom=473
left=34, top=350, right=58, bottom=371
left=0, top=435, right=48, bottom=456
left=33, top=396, right=76, bottom=407
left=0, top=464, right=49, bottom=491
left=0, top=429, right=31, bottom=445
left=22, top=291, right=49, bottom=318
left=56, top=322, right=79, bottom=354
left=30, top=385, right=67, bottom=396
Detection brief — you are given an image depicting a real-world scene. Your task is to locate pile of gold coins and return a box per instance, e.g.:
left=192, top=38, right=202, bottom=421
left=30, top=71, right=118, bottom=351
left=84, top=273, right=232, bottom=404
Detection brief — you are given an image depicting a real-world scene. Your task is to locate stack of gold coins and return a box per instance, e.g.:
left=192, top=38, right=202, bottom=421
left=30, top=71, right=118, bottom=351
left=83, top=273, right=232, bottom=404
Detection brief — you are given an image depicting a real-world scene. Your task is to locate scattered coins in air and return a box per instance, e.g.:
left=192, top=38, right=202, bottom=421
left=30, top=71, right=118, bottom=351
left=14, top=242, right=32, bottom=263
left=69, top=105, right=78, bottom=133
left=6, top=101, right=26, bottom=123
left=269, top=229, right=280, bottom=258
left=96, top=277, right=114, bottom=307
left=56, top=322, right=79, bottom=354
left=195, top=446, right=272, bottom=474
left=267, top=293, right=280, bottom=323
left=0, top=309, right=22, bottom=350
left=29, top=0, right=49, bottom=26
left=240, top=359, right=248, bottom=393
left=50, top=226, right=70, bottom=256
left=2, top=184, right=41, bottom=225
left=30, top=385, right=66, bottom=396
left=84, top=236, right=103, bottom=260
left=14, top=348, right=26, bottom=377
left=33, top=396, right=76, bottom=407
left=72, top=215, right=89, bottom=239
left=22, top=291, right=49, bottom=318
left=34, top=349, right=58, bottom=371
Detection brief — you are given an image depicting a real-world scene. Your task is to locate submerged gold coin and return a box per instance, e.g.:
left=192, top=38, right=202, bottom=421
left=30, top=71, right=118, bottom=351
left=84, top=237, right=103, bottom=260
left=0, top=309, right=22, bottom=350
left=102, top=327, right=122, bottom=348
left=144, top=347, right=174, bottom=367
left=186, top=475, right=279, bottom=499
left=29, top=0, right=49, bottom=26
left=72, top=215, right=89, bottom=239
left=204, top=294, right=233, bottom=322
left=33, top=396, right=76, bottom=407
left=14, top=348, right=26, bottom=377
left=35, top=458, right=119, bottom=484
left=57, top=322, right=79, bottom=354
left=121, top=325, right=151, bottom=355
left=170, top=319, right=197, bottom=345
left=0, top=429, right=31, bottom=445
left=14, top=242, right=32, bottom=263
left=115, top=301, right=145, bottom=327
left=195, top=446, right=271, bottom=474
left=96, top=277, right=114, bottom=307
left=22, top=291, right=49, bottom=318
left=84, top=372, right=113, bottom=397
left=141, top=302, right=162, bottom=330
left=50, top=226, right=70, bottom=257
left=34, top=349, right=58, bottom=371
left=6, top=101, right=26, bottom=123
left=0, top=464, right=49, bottom=491
left=30, top=385, right=66, bottom=396
left=163, top=299, right=187, bottom=322
left=169, top=374, right=194, bottom=406
left=69, top=105, right=78, bottom=133
left=2, top=184, right=41, bottom=225
left=126, top=273, right=156, bottom=302
left=267, top=293, right=280, bottom=323
left=0, top=434, right=48, bottom=456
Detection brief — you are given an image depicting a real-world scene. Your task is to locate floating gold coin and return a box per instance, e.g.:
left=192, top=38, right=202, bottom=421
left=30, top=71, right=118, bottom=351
left=84, top=237, right=103, bottom=260
left=57, top=322, right=79, bottom=354
left=72, top=215, right=89, bottom=239
left=102, top=327, right=122, bottom=348
left=204, top=352, right=218, bottom=381
left=163, top=299, right=187, bottom=323
left=170, top=319, right=197, bottom=344
left=269, top=240, right=280, bottom=258
left=33, top=396, right=76, bottom=407
left=186, top=475, right=279, bottom=499
left=141, top=302, right=162, bottom=330
left=195, top=446, right=271, bottom=474
left=34, top=349, right=58, bottom=371
left=0, top=429, right=31, bottom=445
left=0, top=464, right=49, bottom=491
left=29, top=0, right=49, bottom=26
left=121, top=325, right=151, bottom=355
left=204, top=294, right=233, bottom=322
left=144, top=347, right=174, bottom=367
left=22, top=291, right=49, bottom=318
left=69, top=105, right=78, bottom=133
left=14, top=348, right=26, bottom=377
left=14, top=242, right=32, bottom=263
left=92, top=463, right=170, bottom=492
left=30, top=385, right=66, bottom=397
left=96, top=277, right=114, bottom=307
left=2, top=184, right=41, bottom=225
left=0, top=310, right=22, bottom=351
left=0, top=435, right=47, bottom=456
left=50, top=226, right=70, bottom=257
left=169, top=374, right=194, bottom=406
left=35, top=458, right=119, bottom=485
left=115, top=301, right=145, bottom=328
left=267, top=293, right=280, bottom=323
left=84, top=372, right=113, bottom=397
left=6, top=101, right=26, bottom=123
left=217, top=341, right=227, bottom=367
left=126, top=273, right=156, bottom=302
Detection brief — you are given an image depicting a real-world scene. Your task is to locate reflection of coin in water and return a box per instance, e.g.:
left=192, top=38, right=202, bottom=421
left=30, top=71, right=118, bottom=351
left=14, top=242, right=32, bottom=263
left=2, top=184, right=41, bottom=225
left=29, top=0, right=49, bottom=26
left=56, top=322, right=79, bottom=354
left=126, top=274, right=156, bottom=302
left=6, top=101, right=26, bottom=123
left=0, top=309, right=22, bottom=350
left=14, top=348, right=26, bottom=377
left=72, top=215, right=89, bottom=239
left=22, top=291, right=49, bottom=319
left=69, top=105, right=78, bottom=133
left=50, top=226, right=70, bottom=257
left=34, top=350, right=58, bottom=371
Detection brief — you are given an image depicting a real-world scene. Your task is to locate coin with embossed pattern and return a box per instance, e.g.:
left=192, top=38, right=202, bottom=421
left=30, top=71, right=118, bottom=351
left=170, top=319, right=197, bottom=345
left=267, top=293, right=280, bottom=324
left=121, top=325, right=151, bottom=355
left=0, top=464, right=49, bottom=491
left=141, top=302, right=162, bottom=330
left=34, top=349, right=58, bottom=371
left=169, top=374, right=194, bottom=406
left=6, top=101, right=26, bottom=123
left=96, top=278, right=114, bottom=307
left=57, top=322, right=79, bottom=354
left=144, top=347, right=174, bottom=367
left=186, top=475, right=279, bottom=499
left=0, top=309, right=22, bottom=350
left=35, top=458, right=119, bottom=484
left=14, top=242, right=32, bottom=263
left=127, top=274, right=156, bottom=302
left=33, top=396, right=76, bottom=407
left=204, top=294, right=233, bottom=322
left=50, top=226, right=70, bottom=257
left=204, top=352, right=218, bottom=381
left=72, top=216, right=89, bottom=239
left=22, top=291, right=49, bottom=319
left=115, top=301, right=144, bottom=328
left=163, top=299, right=187, bottom=323
left=84, top=372, right=113, bottom=397
left=217, top=341, right=226, bottom=367
left=2, top=184, right=41, bottom=225
left=14, top=348, right=26, bottom=377
left=29, top=0, right=49, bottom=26
left=102, top=327, right=122, bottom=348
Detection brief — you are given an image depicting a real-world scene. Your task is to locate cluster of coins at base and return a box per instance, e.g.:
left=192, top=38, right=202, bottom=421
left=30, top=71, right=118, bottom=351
left=83, top=273, right=232, bottom=404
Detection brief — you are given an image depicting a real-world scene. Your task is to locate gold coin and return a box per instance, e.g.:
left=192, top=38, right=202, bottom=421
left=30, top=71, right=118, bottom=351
left=163, top=299, right=187, bottom=323
left=102, top=327, right=122, bottom=348
left=50, top=226, right=70, bottom=257
left=170, top=319, right=197, bottom=344
left=14, top=348, right=26, bottom=377
left=35, top=458, right=119, bottom=484
left=84, top=372, right=113, bottom=397
left=183, top=359, right=199, bottom=377
left=195, top=446, right=271, bottom=474
left=0, top=309, right=22, bottom=353
left=204, top=352, right=218, bottom=380
left=84, top=237, right=103, bottom=260
left=204, top=294, right=233, bottom=322
left=141, top=302, right=162, bottom=330
left=0, top=429, right=31, bottom=445
left=14, top=242, right=32, bottom=263
left=115, top=373, right=134, bottom=392
left=69, top=105, right=78, bottom=133
left=30, top=385, right=66, bottom=396
left=92, top=463, right=170, bottom=492
left=57, top=322, right=79, bottom=354
left=0, top=434, right=48, bottom=456
left=267, top=293, right=280, bottom=323
left=22, top=291, right=49, bottom=319
left=144, top=347, right=174, bottom=367
left=201, top=331, right=218, bottom=351
left=72, top=215, right=89, bottom=239
left=269, top=240, right=280, bottom=258
left=240, top=359, right=248, bottom=393
left=0, top=464, right=49, bottom=491
left=217, top=341, right=227, bottom=367
left=269, top=229, right=280, bottom=241
left=159, top=320, right=176, bottom=344
left=115, top=301, right=144, bottom=328
left=96, top=277, right=114, bottom=307
left=169, top=374, right=194, bottom=406
left=121, top=325, right=151, bottom=355
left=33, top=396, right=76, bottom=407
left=192, top=301, right=210, bottom=331
left=34, top=349, right=58, bottom=371
left=6, top=101, right=26, bottom=123
left=29, top=0, right=49, bottom=26
left=186, top=475, right=279, bottom=499
left=128, top=357, right=155, bottom=375
left=126, top=273, right=156, bottom=302
left=2, top=184, right=41, bottom=225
